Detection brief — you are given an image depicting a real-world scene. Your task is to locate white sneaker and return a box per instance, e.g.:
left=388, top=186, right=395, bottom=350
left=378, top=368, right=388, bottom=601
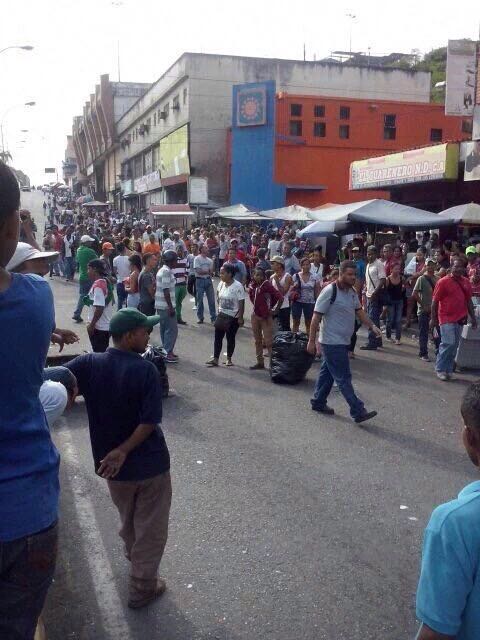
left=189, top=297, right=195, bottom=302
left=436, top=372, right=448, bottom=381
left=192, top=306, right=197, bottom=311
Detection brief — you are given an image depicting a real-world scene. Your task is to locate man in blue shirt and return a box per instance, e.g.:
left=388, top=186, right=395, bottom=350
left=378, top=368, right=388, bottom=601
left=0, top=161, right=60, bottom=639
left=66, top=308, right=171, bottom=610
left=416, top=382, right=480, bottom=639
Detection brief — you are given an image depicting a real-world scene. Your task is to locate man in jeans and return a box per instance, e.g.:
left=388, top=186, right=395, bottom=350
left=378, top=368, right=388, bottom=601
left=72, top=235, right=97, bottom=323
left=194, top=244, right=216, bottom=324
left=361, top=245, right=386, bottom=351
left=155, top=250, right=179, bottom=363
left=0, top=161, right=60, bottom=638
left=307, top=260, right=380, bottom=423
left=431, top=258, right=477, bottom=381
left=66, top=308, right=171, bottom=609
left=413, top=258, right=439, bottom=362
left=113, top=242, right=130, bottom=310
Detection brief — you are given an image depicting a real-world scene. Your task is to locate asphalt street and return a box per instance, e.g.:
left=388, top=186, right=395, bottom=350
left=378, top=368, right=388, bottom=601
left=23, top=191, right=480, bottom=640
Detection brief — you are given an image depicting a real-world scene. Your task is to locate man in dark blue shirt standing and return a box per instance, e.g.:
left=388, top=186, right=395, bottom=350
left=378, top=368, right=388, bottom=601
left=67, top=308, right=171, bottom=610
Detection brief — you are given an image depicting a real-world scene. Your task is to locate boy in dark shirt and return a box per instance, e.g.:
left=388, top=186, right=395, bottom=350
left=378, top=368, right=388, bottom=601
left=67, top=308, right=171, bottom=609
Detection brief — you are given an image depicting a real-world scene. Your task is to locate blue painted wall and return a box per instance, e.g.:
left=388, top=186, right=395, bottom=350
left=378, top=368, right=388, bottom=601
left=230, top=81, right=285, bottom=210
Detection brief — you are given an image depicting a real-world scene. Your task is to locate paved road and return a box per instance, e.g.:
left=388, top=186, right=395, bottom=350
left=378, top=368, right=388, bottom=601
left=23, top=191, right=478, bottom=640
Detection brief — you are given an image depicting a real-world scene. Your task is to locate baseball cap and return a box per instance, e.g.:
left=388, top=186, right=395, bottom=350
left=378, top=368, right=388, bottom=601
left=426, top=258, right=436, bottom=265
left=6, top=242, right=59, bottom=272
left=80, top=235, right=95, bottom=243
left=109, top=308, right=161, bottom=336
left=270, top=255, right=285, bottom=265
left=102, top=242, right=114, bottom=250
left=466, top=245, right=477, bottom=256
left=352, top=246, right=360, bottom=252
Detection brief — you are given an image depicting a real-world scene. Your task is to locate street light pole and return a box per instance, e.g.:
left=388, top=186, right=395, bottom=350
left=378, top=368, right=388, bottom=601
left=1, top=101, right=36, bottom=159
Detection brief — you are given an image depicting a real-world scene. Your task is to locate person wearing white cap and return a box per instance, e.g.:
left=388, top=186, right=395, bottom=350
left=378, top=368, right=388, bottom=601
left=72, top=235, right=98, bottom=323
left=6, top=242, right=59, bottom=276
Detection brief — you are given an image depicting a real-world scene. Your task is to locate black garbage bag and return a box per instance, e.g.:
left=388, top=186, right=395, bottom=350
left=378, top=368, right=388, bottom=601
left=270, top=331, right=314, bottom=385
left=142, top=344, right=169, bottom=398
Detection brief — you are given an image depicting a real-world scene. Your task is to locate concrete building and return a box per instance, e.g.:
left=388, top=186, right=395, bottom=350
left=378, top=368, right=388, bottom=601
left=71, top=74, right=150, bottom=201
left=114, top=52, right=432, bottom=211
left=230, top=82, right=471, bottom=210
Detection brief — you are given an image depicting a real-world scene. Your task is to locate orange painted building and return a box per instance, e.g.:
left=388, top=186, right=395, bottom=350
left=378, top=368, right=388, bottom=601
left=274, top=93, right=471, bottom=207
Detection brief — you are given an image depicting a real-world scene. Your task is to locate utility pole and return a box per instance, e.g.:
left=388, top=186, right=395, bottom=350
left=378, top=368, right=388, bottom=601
left=346, top=13, right=356, bottom=54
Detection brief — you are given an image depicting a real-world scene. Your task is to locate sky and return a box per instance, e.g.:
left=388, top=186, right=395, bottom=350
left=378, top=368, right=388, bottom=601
left=1, top=0, right=479, bottom=185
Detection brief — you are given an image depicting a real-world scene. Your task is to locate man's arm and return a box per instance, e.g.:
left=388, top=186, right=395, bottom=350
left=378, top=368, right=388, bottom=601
left=307, top=311, right=322, bottom=354
left=430, top=299, right=439, bottom=329
left=97, top=424, right=155, bottom=478
left=237, top=299, right=245, bottom=326
left=416, top=624, right=454, bottom=640
left=356, top=308, right=382, bottom=338
left=87, top=306, right=104, bottom=336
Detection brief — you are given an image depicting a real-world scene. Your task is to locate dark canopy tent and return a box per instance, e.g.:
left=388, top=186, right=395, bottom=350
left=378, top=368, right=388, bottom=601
left=344, top=199, right=455, bottom=230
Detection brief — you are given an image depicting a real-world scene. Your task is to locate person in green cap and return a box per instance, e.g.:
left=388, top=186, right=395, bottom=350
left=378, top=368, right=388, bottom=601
left=66, top=308, right=171, bottom=610
left=72, top=235, right=98, bottom=323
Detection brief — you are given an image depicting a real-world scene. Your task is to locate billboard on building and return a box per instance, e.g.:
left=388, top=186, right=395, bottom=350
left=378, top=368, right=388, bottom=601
left=349, top=143, right=459, bottom=190
left=188, top=177, right=208, bottom=204
left=464, top=141, right=480, bottom=181
left=445, top=39, right=477, bottom=116
left=160, top=125, right=190, bottom=178
left=236, top=86, right=267, bottom=127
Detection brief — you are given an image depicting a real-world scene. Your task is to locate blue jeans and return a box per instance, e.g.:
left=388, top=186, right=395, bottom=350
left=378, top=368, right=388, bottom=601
left=367, top=298, right=382, bottom=347
left=311, top=344, right=365, bottom=419
left=73, top=280, right=91, bottom=319
left=157, top=308, right=178, bottom=354
left=436, top=322, right=462, bottom=374
left=116, top=282, right=128, bottom=310
left=0, top=521, right=57, bottom=640
left=63, top=256, right=75, bottom=280
left=195, top=277, right=216, bottom=322
left=386, top=300, right=403, bottom=341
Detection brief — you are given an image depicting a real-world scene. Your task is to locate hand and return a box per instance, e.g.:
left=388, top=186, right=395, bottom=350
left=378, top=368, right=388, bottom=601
left=316, top=342, right=322, bottom=357
left=429, top=318, right=437, bottom=331
left=97, top=448, right=127, bottom=479
left=238, top=317, right=244, bottom=327
left=371, top=325, right=382, bottom=339
left=168, top=306, right=176, bottom=317
left=307, top=339, right=316, bottom=355
left=55, top=328, right=80, bottom=345
left=87, top=323, right=96, bottom=336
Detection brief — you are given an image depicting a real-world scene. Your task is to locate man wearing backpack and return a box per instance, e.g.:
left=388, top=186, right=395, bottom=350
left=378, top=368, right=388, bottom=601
left=307, top=260, right=381, bottom=423
left=413, top=258, right=439, bottom=362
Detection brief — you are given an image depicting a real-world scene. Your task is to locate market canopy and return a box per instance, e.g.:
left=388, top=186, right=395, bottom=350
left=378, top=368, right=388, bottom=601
left=438, top=202, right=480, bottom=225
left=259, top=204, right=313, bottom=222
left=82, top=200, right=108, bottom=207
left=151, top=204, right=194, bottom=217
left=212, top=204, right=263, bottom=221
left=345, top=199, right=455, bottom=229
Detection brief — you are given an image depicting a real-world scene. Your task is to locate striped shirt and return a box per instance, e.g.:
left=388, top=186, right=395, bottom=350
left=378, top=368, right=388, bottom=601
left=155, top=265, right=176, bottom=310
left=172, top=258, right=188, bottom=285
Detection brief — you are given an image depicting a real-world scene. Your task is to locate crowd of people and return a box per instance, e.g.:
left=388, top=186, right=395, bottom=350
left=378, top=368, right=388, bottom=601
left=3, top=162, right=480, bottom=639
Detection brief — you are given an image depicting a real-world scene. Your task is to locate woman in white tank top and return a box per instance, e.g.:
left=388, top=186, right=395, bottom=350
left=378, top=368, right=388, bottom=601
left=270, top=256, right=292, bottom=331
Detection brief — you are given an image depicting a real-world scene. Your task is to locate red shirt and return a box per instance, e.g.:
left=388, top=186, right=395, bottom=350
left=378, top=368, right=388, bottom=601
left=433, top=275, right=473, bottom=325
left=248, top=280, right=282, bottom=319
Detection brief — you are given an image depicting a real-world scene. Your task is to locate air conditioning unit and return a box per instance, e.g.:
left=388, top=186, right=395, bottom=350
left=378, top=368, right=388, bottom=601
left=159, top=111, right=167, bottom=120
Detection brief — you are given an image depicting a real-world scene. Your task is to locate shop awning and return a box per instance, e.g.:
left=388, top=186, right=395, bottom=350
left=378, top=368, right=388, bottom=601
left=438, top=202, right=480, bottom=225
left=345, top=199, right=455, bottom=229
left=82, top=200, right=109, bottom=207
left=259, top=204, right=313, bottom=222
left=151, top=204, right=194, bottom=216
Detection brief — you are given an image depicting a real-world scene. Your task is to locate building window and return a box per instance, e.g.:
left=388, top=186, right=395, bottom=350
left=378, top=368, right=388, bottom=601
left=164, top=102, right=170, bottom=118
left=314, top=105, right=325, bottom=118
left=339, top=124, right=350, bottom=139
left=384, top=114, right=396, bottom=140
left=462, top=119, right=473, bottom=134
left=157, top=108, right=162, bottom=122
left=313, top=122, right=326, bottom=137
left=340, top=106, right=350, bottom=120
left=290, top=103, right=302, bottom=117
left=173, top=95, right=180, bottom=111
left=183, top=88, right=188, bottom=105
left=153, top=112, right=157, bottom=126
left=290, top=120, right=303, bottom=136
left=146, top=117, right=151, bottom=128
left=430, top=128, right=443, bottom=142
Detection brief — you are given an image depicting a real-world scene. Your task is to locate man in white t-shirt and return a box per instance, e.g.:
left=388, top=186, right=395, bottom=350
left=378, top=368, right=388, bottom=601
left=268, top=234, right=282, bottom=259
left=113, top=242, right=131, bottom=310
left=361, top=245, right=386, bottom=351
left=155, top=250, right=179, bottom=363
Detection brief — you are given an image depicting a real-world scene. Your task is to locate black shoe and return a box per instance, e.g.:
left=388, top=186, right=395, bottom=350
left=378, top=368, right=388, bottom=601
left=178, top=319, right=187, bottom=325
left=312, top=405, right=335, bottom=415
left=354, top=410, right=377, bottom=424
left=197, top=319, right=204, bottom=324
left=72, top=316, right=83, bottom=323
left=360, top=344, right=377, bottom=351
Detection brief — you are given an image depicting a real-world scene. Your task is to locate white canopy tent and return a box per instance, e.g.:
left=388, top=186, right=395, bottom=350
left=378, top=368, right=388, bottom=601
left=438, top=203, right=480, bottom=225
left=259, top=204, right=313, bottom=222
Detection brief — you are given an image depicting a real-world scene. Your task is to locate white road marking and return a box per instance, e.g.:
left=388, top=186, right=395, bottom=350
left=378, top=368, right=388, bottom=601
left=60, top=429, right=132, bottom=639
